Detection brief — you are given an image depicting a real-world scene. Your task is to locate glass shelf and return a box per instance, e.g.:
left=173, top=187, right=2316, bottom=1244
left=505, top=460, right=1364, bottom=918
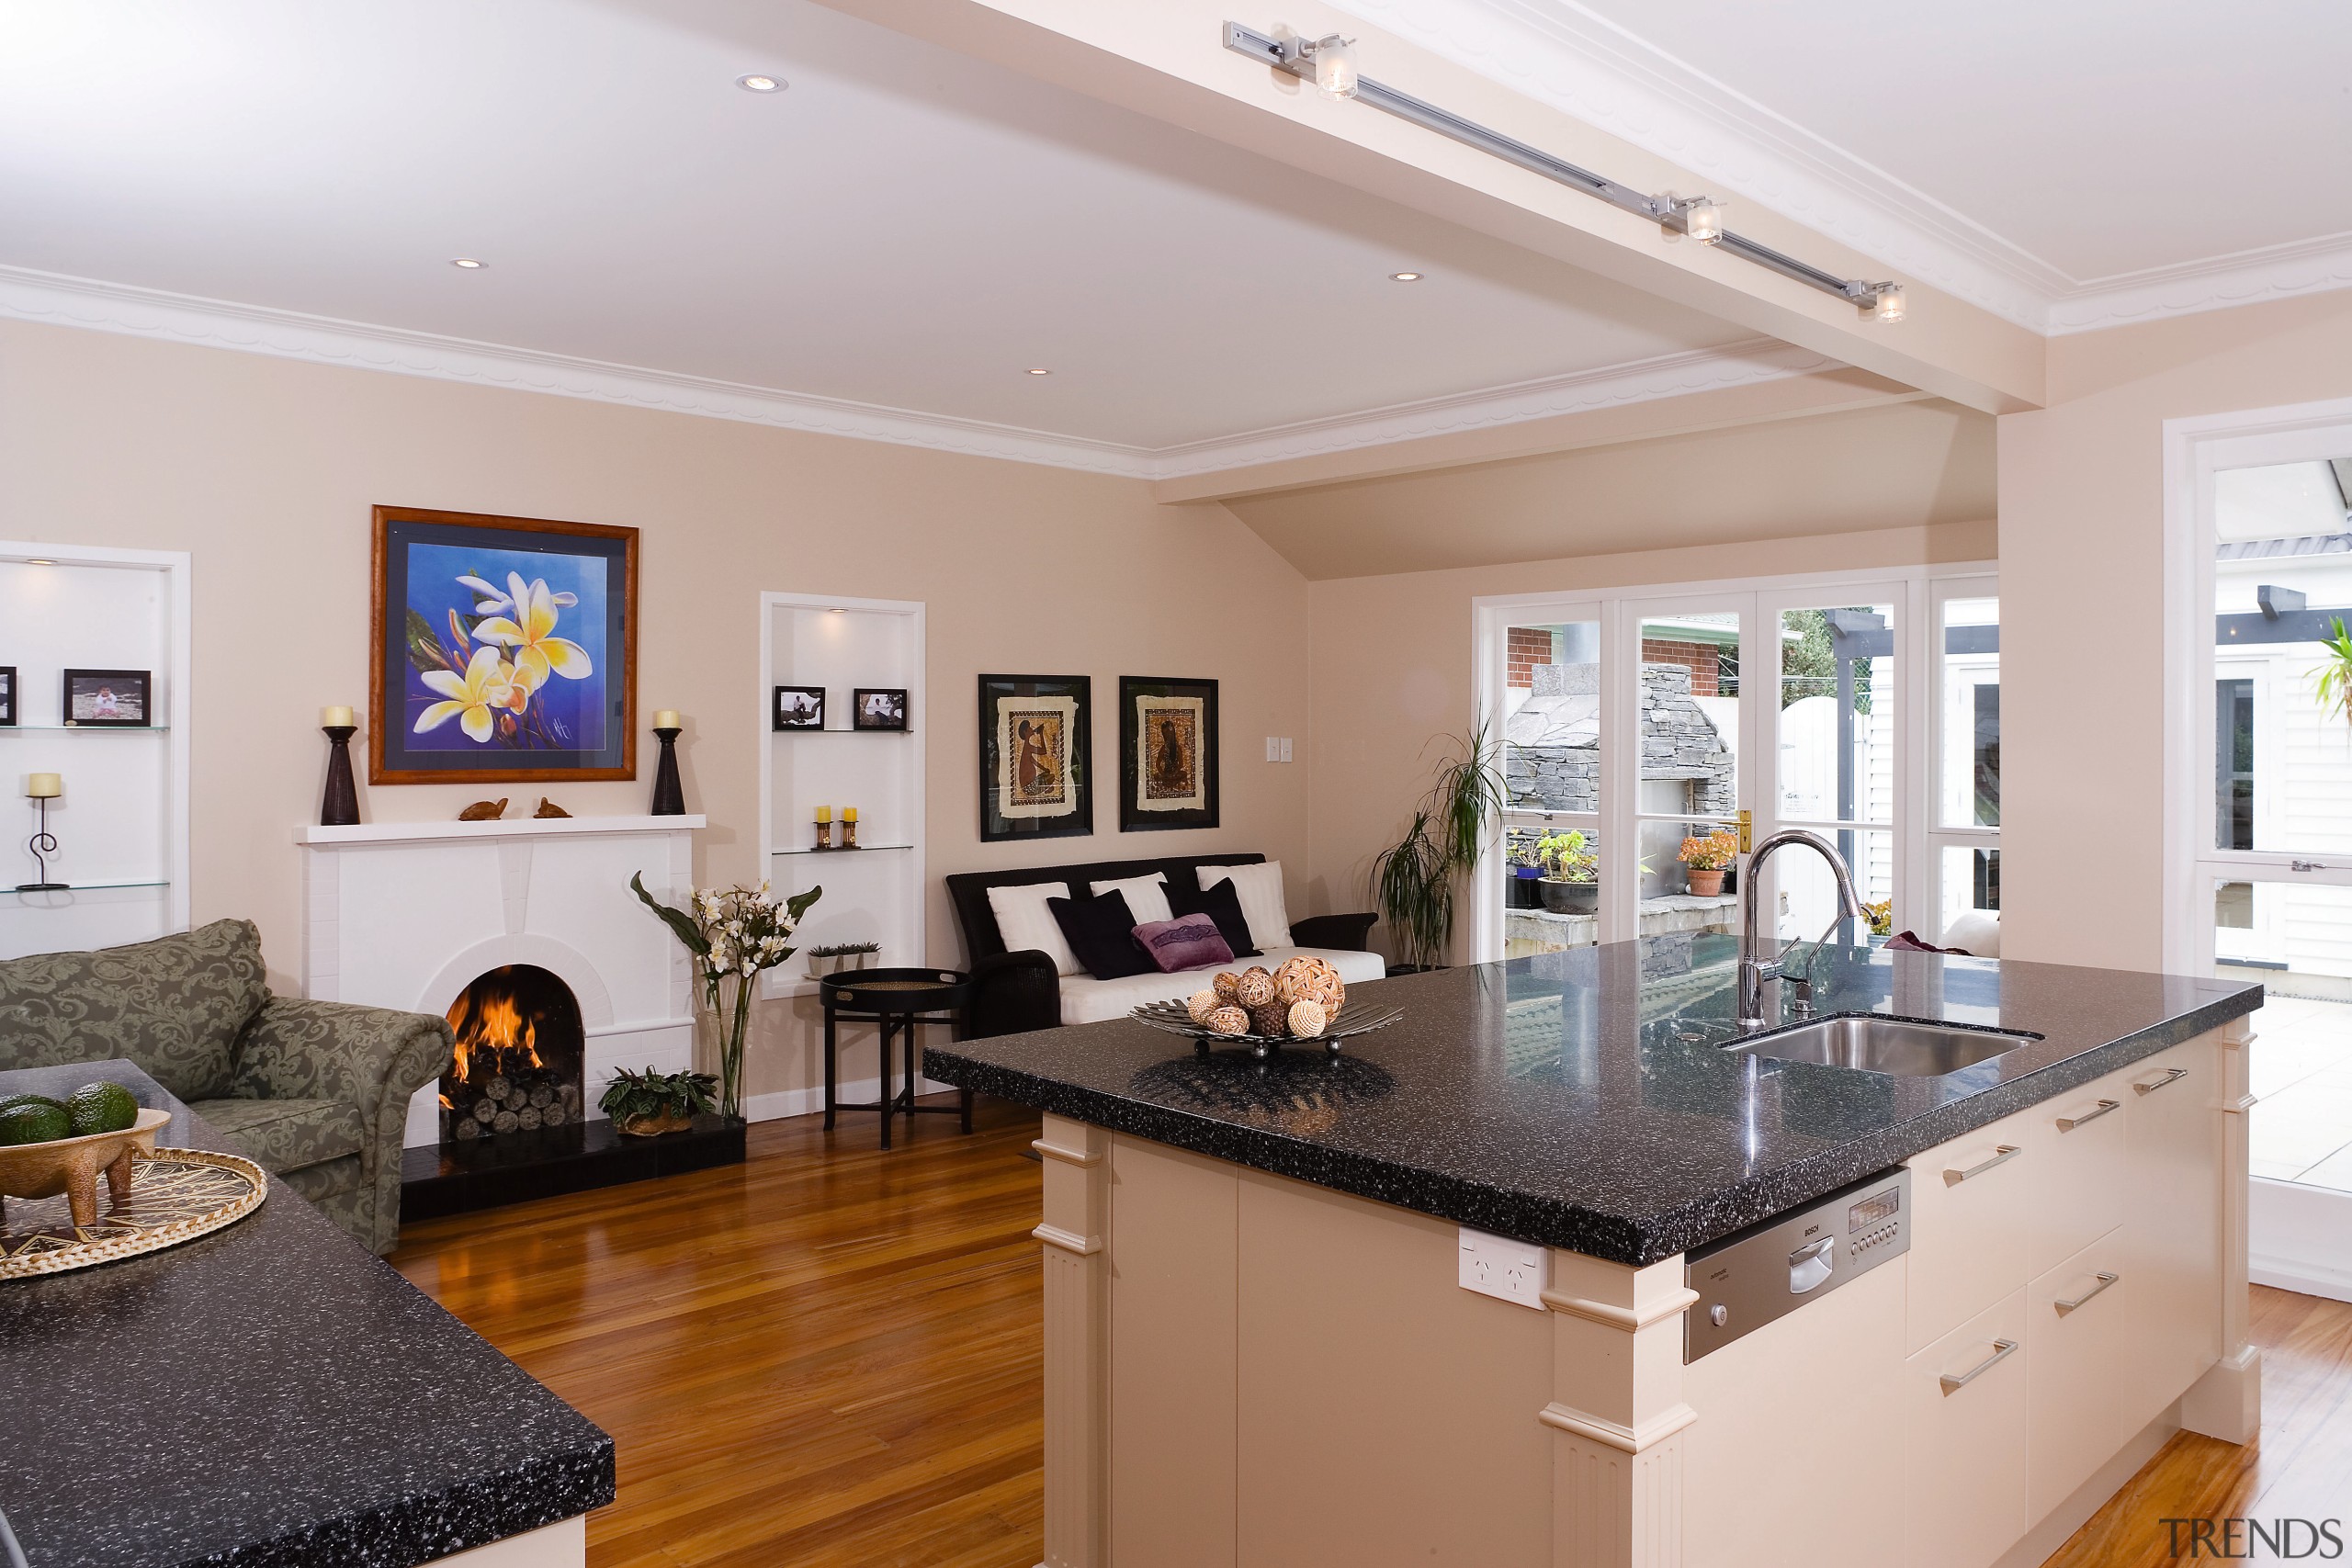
left=3, top=878, right=173, bottom=895
left=771, top=844, right=912, bottom=856
left=0, top=725, right=169, bottom=733
left=771, top=728, right=909, bottom=737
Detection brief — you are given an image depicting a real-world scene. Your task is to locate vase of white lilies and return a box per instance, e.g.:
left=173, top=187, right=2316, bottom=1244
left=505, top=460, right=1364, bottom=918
left=630, top=873, right=821, bottom=1120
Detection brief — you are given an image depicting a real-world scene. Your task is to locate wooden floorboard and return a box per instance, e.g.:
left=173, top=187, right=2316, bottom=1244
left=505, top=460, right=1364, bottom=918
left=396, top=1100, right=2352, bottom=1566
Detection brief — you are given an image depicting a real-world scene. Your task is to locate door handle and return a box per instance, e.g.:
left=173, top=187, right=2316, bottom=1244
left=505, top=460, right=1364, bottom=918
left=1943, top=1145, right=2021, bottom=1185
left=2133, top=1066, right=2189, bottom=1096
left=1939, top=1338, right=2019, bottom=1395
left=2056, top=1100, right=2120, bottom=1132
left=2054, top=1272, right=2120, bottom=1315
left=1788, top=1235, right=1835, bottom=1294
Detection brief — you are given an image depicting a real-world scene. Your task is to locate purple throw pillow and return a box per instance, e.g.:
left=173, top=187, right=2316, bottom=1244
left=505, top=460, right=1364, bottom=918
left=1132, top=913, right=1234, bottom=975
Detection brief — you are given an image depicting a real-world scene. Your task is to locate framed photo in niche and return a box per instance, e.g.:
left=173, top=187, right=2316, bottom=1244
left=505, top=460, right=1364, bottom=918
left=62, top=668, right=151, bottom=728
left=854, top=687, right=909, bottom=732
left=0, top=666, right=14, bottom=727
left=774, top=685, right=825, bottom=731
left=369, top=505, right=638, bottom=784
left=1119, top=677, right=1218, bottom=832
left=978, top=674, right=1091, bottom=842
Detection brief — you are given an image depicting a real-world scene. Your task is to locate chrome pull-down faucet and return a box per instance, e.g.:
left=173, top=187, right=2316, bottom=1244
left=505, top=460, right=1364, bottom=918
left=1737, top=829, right=1868, bottom=1031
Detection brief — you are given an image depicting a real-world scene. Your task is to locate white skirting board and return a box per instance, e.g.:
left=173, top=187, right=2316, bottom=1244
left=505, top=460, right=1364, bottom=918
left=2250, top=1176, right=2352, bottom=1304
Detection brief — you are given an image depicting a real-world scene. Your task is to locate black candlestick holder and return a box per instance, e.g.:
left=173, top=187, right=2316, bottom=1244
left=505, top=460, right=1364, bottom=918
left=320, top=724, right=360, bottom=827
left=651, top=726, right=686, bottom=815
left=17, top=795, right=67, bottom=892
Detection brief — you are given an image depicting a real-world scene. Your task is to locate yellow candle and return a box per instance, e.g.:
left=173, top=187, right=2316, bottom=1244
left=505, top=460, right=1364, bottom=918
left=815, top=805, right=831, bottom=823
left=321, top=705, right=355, bottom=728
left=653, top=709, right=681, bottom=729
left=842, top=807, right=857, bottom=822
left=26, top=773, right=62, bottom=799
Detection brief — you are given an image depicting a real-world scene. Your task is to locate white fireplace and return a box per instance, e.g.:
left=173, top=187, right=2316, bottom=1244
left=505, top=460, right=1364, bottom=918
left=295, top=815, right=704, bottom=1148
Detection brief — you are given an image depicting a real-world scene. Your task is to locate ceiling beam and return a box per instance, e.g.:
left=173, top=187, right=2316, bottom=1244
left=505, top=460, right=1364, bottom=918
left=818, top=0, right=2046, bottom=417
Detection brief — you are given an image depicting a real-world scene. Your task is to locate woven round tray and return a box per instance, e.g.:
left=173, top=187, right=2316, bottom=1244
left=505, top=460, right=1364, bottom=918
left=0, top=1148, right=267, bottom=1281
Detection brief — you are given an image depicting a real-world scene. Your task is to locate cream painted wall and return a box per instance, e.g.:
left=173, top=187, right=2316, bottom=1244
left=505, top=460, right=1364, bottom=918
left=1301, top=519, right=1996, bottom=960
left=0, top=320, right=1311, bottom=1100
left=1998, top=291, right=2352, bottom=972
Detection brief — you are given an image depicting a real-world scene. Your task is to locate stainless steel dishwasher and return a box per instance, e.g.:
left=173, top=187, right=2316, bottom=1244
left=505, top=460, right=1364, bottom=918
left=1683, top=1167, right=1910, bottom=1361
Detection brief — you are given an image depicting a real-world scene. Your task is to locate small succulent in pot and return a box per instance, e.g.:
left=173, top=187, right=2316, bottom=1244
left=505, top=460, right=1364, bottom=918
left=599, top=1066, right=718, bottom=1137
left=806, top=940, right=882, bottom=979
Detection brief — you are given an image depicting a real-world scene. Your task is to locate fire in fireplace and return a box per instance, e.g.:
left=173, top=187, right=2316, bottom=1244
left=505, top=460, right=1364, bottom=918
left=440, top=964, right=585, bottom=1144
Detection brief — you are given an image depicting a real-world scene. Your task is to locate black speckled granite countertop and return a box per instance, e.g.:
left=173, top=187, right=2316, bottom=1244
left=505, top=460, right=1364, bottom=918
left=925, top=937, right=2262, bottom=1267
left=0, top=1060, right=613, bottom=1568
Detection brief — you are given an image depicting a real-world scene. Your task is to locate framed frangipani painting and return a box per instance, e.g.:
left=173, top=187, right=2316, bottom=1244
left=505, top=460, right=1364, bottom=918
left=369, top=505, right=639, bottom=784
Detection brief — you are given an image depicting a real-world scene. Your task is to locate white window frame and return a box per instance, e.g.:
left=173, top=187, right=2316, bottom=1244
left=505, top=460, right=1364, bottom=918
left=1927, top=573, right=2002, bottom=937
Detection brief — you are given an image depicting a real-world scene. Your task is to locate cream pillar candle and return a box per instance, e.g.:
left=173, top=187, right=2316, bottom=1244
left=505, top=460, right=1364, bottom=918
left=26, top=773, right=62, bottom=799
left=320, top=705, right=355, bottom=728
left=652, top=709, right=681, bottom=729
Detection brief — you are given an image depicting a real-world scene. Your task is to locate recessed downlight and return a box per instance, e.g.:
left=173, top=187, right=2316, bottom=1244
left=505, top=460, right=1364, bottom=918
left=451, top=257, right=486, bottom=270
left=26, top=558, right=54, bottom=567
left=1025, top=367, right=1052, bottom=376
left=1389, top=270, right=1423, bottom=282
left=736, top=73, right=785, bottom=93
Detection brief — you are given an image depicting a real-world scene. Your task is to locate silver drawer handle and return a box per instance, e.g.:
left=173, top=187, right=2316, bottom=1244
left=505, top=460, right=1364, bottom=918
left=1943, top=1144, right=2022, bottom=1186
left=1939, top=1337, right=2019, bottom=1395
left=2056, top=1100, right=2120, bottom=1132
left=2054, top=1272, right=2120, bottom=1315
left=2133, top=1066, right=2189, bottom=1096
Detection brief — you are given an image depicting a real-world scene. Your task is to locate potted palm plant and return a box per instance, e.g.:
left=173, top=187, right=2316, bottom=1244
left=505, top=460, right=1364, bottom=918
left=2315, top=616, right=2352, bottom=728
left=1535, top=829, right=1599, bottom=914
left=1372, top=724, right=1506, bottom=972
left=1678, top=828, right=1740, bottom=897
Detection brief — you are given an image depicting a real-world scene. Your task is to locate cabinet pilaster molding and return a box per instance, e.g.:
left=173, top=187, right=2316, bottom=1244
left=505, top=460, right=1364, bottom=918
left=1036, top=1113, right=1109, bottom=1568
left=1545, top=1249, right=1692, bottom=1568
left=2185, top=1022, right=2261, bottom=1444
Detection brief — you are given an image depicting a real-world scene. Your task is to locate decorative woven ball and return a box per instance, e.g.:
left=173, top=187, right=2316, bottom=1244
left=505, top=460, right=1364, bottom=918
left=1205, top=1005, right=1250, bottom=1036
left=1247, top=1001, right=1290, bottom=1038
left=1274, top=955, right=1346, bottom=1013
left=1287, top=998, right=1329, bottom=1039
left=1213, top=971, right=1242, bottom=1004
left=1234, top=968, right=1276, bottom=1009
left=1185, top=989, right=1222, bottom=1025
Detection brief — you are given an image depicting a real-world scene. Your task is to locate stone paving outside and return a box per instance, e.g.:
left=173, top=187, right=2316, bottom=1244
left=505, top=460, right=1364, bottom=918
left=2247, top=992, right=2352, bottom=1186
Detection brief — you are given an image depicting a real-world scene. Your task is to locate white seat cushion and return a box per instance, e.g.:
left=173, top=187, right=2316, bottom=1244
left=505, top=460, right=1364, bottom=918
left=1939, top=909, right=2000, bottom=958
left=987, top=882, right=1082, bottom=976
left=1090, top=872, right=1173, bottom=926
left=1199, top=861, right=1293, bottom=950
left=1059, top=946, right=1385, bottom=1025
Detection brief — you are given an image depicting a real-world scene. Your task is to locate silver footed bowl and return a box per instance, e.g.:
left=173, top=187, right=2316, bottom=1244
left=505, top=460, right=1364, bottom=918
left=1127, top=998, right=1404, bottom=1058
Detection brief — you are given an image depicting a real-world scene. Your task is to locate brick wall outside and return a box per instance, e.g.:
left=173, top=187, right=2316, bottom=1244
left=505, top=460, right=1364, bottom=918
left=1508, top=626, right=1555, bottom=689
left=1641, top=639, right=1720, bottom=697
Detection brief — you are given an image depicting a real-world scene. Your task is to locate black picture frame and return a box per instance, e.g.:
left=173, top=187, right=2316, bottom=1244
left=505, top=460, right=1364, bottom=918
left=978, top=674, right=1091, bottom=842
left=773, top=685, right=825, bottom=731
left=61, top=668, right=152, bottom=728
left=1119, top=676, right=1219, bottom=832
left=0, top=665, right=15, bottom=727
left=853, top=687, right=910, bottom=731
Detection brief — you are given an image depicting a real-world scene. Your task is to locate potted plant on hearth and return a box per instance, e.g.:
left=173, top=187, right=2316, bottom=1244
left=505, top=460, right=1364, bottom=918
left=599, top=1066, right=718, bottom=1137
left=630, top=874, right=822, bottom=1121
left=1678, top=828, right=1740, bottom=898
left=1536, top=829, right=1599, bottom=915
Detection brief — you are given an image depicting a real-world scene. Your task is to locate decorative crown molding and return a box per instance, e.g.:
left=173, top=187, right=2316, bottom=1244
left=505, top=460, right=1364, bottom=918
left=0, top=264, right=1825, bottom=482
left=1329, top=0, right=2352, bottom=335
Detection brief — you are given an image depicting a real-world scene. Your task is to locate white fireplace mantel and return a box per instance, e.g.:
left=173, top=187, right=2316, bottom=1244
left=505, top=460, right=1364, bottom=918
left=298, top=814, right=704, bottom=1148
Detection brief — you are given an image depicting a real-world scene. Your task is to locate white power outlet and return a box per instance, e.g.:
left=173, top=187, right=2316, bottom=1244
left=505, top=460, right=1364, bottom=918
left=1458, top=1227, right=1548, bottom=1309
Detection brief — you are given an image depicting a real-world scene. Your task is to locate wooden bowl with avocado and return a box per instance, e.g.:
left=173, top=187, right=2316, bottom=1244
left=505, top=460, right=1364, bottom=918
left=0, top=1084, right=172, bottom=1230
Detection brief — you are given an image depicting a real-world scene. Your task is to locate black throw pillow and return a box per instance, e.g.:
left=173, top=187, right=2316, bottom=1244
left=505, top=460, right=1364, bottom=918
left=1169, top=878, right=1261, bottom=958
left=1047, top=889, right=1154, bottom=980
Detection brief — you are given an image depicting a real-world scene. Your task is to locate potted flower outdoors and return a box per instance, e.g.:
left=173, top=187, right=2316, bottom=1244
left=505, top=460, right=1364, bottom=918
left=1507, top=833, right=1545, bottom=908
left=1678, top=828, right=1740, bottom=898
left=630, top=874, right=821, bottom=1121
left=1536, top=829, right=1599, bottom=915
left=598, top=1066, right=718, bottom=1137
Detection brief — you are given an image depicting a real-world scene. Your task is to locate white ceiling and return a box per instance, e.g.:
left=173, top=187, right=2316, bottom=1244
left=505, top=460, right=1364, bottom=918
left=0, top=0, right=1767, bottom=468
left=1342, top=0, right=2352, bottom=331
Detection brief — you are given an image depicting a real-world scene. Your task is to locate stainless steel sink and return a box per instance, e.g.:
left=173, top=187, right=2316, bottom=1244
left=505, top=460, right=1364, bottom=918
left=1724, top=1015, right=2039, bottom=1077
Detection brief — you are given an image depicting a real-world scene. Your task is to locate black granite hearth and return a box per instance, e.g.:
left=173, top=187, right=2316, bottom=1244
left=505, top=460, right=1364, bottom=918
left=400, top=1113, right=745, bottom=1221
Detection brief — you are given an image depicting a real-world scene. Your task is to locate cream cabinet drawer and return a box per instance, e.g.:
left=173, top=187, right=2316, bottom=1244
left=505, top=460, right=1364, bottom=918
left=1905, top=1107, right=2034, bottom=1354
left=2026, top=1066, right=2132, bottom=1277
left=2026, top=1229, right=2130, bottom=1521
left=1900, top=1288, right=2030, bottom=1568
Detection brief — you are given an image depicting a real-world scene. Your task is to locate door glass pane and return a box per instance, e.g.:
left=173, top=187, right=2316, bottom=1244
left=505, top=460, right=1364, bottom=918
left=1504, top=821, right=1603, bottom=955
left=1777, top=829, right=1893, bottom=944
left=1503, top=618, right=1601, bottom=814
left=1636, top=818, right=1739, bottom=939
left=1636, top=611, right=1743, bottom=939
left=1938, top=845, right=2000, bottom=939
left=2216, top=877, right=2352, bottom=1186
left=1778, top=604, right=1895, bottom=826
left=1939, top=596, right=2000, bottom=829
left=2211, top=457, right=2352, bottom=854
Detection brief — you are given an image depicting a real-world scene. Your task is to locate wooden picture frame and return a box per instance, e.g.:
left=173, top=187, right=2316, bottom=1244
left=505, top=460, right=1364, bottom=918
left=61, top=668, right=152, bottom=728
left=978, top=674, right=1091, bottom=842
left=1119, top=676, right=1218, bottom=831
left=369, top=505, right=638, bottom=784
left=854, top=687, right=910, bottom=731
left=0, top=665, right=15, bottom=727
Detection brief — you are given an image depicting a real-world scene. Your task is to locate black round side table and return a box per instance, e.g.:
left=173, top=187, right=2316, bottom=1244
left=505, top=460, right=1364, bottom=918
left=818, top=967, right=976, bottom=1148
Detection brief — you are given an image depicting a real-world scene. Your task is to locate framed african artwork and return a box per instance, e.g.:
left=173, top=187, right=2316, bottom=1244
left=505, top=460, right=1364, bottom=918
left=978, top=674, right=1091, bottom=842
left=1118, top=676, right=1217, bottom=832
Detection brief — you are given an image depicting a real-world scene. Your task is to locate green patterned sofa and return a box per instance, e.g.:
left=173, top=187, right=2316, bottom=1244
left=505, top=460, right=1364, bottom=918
left=0, top=919, right=452, bottom=1254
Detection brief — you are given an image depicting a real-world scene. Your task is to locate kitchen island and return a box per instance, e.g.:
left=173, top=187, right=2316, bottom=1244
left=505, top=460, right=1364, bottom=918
left=0, top=1060, right=612, bottom=1568
left=926, top=935, right=2262, bottom=1568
